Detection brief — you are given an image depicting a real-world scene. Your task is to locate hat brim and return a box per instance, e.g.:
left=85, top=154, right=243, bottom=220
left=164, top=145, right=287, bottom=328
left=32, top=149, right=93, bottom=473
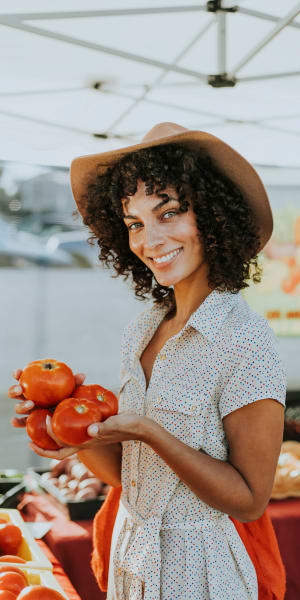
left=70, top=129, right=273, bottom=251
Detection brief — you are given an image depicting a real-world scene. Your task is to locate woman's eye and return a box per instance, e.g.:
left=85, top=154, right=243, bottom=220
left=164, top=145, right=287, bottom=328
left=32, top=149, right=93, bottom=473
left=127, top=211, right=177, bottom=231
left=127, top=222, right=141, bottom=231
left=162, top=211, right=178, bottom=219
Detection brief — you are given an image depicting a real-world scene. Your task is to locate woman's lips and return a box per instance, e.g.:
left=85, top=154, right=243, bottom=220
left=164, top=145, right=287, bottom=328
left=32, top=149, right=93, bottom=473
left=150, top=247, right=183, bottom=269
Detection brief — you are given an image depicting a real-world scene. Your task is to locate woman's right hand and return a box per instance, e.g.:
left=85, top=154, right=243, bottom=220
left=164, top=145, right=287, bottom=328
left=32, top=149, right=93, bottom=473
left=8, top=368, right=87, bottom=459
left=8, top=368, right=36, bottom=428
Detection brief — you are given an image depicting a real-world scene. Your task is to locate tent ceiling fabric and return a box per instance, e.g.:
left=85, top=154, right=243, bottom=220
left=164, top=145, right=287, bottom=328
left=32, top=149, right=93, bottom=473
left=1, top=0, right=300, bottom=167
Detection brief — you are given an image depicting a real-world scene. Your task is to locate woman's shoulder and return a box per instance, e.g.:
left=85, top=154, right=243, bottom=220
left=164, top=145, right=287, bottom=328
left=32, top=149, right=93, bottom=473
left=122, top=302, right=166, bottom=341
left=229, top=296, right=281, bottom=358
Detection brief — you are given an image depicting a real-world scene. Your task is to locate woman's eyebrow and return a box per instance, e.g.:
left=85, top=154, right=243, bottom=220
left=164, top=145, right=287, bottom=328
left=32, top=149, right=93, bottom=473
left=123, top=197, right=178, bottom=220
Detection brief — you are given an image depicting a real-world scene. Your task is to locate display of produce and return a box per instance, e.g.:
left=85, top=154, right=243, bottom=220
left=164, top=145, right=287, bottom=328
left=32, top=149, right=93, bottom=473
left=271, top=441, right=300, bottom=499
left=0, top=566, right=67, bottom=599
left=0, top=511, right=52, bottom=570
left=27, top=456, right=110, bottom=520
left=17, top=358, right=118, bottom=450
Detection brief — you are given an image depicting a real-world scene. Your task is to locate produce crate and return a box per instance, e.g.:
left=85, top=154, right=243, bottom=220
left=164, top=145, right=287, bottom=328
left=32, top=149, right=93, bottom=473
left=284, top=391, right=300, bottom=442
left=0, top=481, right=26, bottom=509
left=0, top=469, right=24, bottom=492
left=1, top=566, right=68, bottom=599
left=0, top=508, right=52, bottom=570
left=0, top=470, right=25, bottom=507
left=26, top=468, right=105, bottom=520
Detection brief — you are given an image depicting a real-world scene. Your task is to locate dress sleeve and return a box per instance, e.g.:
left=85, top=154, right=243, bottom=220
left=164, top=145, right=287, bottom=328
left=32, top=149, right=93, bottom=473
left=219, top=318, right=287, bottom=420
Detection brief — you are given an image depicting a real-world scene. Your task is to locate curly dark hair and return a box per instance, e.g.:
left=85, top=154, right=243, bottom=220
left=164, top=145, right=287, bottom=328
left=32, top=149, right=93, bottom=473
left=79, top=143, right=262, bottom=310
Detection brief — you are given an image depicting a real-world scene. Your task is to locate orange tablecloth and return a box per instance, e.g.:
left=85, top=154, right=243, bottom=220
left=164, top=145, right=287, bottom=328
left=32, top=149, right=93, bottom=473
left=267, top=498, right=300, bottom=600
left=36, top=539, right=82, bottom=600
left=20, top=492, right=300, bottom=600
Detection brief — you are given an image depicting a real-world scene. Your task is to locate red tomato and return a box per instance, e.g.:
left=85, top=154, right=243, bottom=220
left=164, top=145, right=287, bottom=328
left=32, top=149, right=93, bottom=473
left=19, top=359, right=75, bottom=408
left=26, top=409, right=60, bottom=451
left=17, top=585, right=65, bottom=599
left=0, top=557, right=25, bottom=565
left=73, top=385, right=118, bottom=420
left=0, top=525, right=22, bottom=555
left=0, top=591, right=17, bottom=600
left=0, top=568, right=26, bottom=586
left=52, top=398, right=102, bottom=445
left=0, top=572, right=25, bottom=595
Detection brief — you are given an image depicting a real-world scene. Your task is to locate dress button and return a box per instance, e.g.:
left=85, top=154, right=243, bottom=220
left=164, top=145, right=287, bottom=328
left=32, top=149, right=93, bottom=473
left=160, top=353, right=167, bottom=360
left=118, top=567, right=122, bottom=575
left=131, top=480, right=136, bottom=487
left=134, top=440, right=139, bottom=444
left=191, top=405, right=197, bottom=411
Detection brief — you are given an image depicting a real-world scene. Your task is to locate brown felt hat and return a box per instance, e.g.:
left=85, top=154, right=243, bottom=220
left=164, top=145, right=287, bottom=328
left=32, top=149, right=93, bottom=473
left=70, top=122, right=273, bottom=251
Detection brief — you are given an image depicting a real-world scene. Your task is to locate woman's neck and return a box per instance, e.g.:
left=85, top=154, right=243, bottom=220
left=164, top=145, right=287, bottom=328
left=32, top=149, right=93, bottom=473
left=170, top=265, right=215, bottom=328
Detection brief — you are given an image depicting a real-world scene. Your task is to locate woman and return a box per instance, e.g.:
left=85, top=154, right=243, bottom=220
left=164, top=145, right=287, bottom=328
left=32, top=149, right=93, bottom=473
left=10, top=123, right=286, bottom=599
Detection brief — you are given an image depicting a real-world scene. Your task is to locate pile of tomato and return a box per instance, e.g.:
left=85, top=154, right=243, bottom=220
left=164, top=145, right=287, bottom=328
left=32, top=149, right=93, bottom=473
left=0, top=565, right=65, bottom=598
left=19, top=359, right=118, bottom=450
left=0, top=519, right=66, bottom=598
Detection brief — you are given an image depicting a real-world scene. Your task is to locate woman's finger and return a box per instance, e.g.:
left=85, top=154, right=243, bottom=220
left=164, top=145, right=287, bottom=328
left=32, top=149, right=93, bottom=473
left=45, top=415, right=65, bottom=447
left=87, top=422, right=106, bottom=438
left=15, top=400, right=34, bottom=415
left=8, top=384, right=24, bottom=399
left=12, top=369, right=22, bottom=381
left=28, top=442, right=78, bottom=460
left=74, top=373, right=86, bottom=386
left=11, top=416, right=28, bottom=428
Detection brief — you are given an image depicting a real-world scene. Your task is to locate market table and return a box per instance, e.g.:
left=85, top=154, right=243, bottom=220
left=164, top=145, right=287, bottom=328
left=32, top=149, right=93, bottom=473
left=267, top=498, right=300, bottom=600
left=19, top=492, right=300, bottom=600
left=19, top=493, right=105, bottom=600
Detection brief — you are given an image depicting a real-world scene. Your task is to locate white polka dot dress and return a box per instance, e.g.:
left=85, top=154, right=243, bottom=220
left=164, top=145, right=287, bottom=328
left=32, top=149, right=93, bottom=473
left=107, top=289, right=287, bottom=600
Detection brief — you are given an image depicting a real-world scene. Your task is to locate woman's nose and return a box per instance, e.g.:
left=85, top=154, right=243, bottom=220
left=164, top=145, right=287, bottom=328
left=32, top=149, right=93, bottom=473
left=143, top=225, right=164, bottom=250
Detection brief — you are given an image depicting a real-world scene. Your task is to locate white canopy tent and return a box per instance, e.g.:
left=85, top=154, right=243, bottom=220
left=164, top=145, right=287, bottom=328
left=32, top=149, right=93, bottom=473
left=0, top=0, right=300, bottom=171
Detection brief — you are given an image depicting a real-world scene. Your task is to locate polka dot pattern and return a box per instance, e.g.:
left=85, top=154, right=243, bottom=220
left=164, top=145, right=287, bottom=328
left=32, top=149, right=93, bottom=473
left=107, top=289, right=287, bottom=600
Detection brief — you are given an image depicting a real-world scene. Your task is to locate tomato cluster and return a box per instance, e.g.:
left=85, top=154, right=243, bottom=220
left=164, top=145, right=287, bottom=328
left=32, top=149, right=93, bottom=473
left=19, top=359, right=118, bottom=449
left=0, top=564, right=65, bottom=598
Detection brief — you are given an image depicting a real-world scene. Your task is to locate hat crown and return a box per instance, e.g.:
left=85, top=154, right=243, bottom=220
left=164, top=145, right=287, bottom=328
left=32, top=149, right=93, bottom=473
left=142, top=121, right=188, bottom=144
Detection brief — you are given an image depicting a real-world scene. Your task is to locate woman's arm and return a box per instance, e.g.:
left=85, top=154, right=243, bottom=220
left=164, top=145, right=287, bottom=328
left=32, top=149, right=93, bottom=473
left=141, top=398, right=284, bottom=522
left=77, top=442, right=122, bottom=487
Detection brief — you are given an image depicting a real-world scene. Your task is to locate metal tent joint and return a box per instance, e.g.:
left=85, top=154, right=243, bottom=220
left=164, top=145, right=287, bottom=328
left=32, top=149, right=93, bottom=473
left=208, top=73, right=236, bottom=87
left=206, top=1, right=237, bottom=13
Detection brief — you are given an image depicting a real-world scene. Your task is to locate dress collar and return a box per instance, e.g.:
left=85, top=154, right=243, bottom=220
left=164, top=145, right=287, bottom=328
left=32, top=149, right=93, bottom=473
left=147, top=288, right=241, bottom=344
left=129, top=288, right=241, bottom=371
left=187, top=288, right=241, bottom=343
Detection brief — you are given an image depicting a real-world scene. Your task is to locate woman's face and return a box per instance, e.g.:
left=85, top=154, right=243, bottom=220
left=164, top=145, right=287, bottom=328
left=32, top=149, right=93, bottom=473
left=122, top=180, right=207, bottom=288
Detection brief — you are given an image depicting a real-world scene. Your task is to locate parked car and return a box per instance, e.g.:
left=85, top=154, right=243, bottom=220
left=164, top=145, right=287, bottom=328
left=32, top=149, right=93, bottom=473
left=46, top=230, right=100, bottom=267
left=0, top=218, right=73, bottom=267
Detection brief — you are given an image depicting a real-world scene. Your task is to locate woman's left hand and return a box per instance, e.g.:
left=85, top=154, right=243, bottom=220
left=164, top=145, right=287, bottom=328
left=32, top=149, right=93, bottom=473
left=86, top=412, right=154, bottom=445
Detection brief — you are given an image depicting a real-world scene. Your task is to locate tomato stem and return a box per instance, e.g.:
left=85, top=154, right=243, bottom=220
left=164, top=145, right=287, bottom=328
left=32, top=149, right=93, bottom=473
left=75, top=404, right=87, bottom=414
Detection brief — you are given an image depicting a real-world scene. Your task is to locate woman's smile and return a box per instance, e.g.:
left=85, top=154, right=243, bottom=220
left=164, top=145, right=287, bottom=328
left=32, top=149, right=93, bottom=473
left=149, top=247, right=183, bottom=268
